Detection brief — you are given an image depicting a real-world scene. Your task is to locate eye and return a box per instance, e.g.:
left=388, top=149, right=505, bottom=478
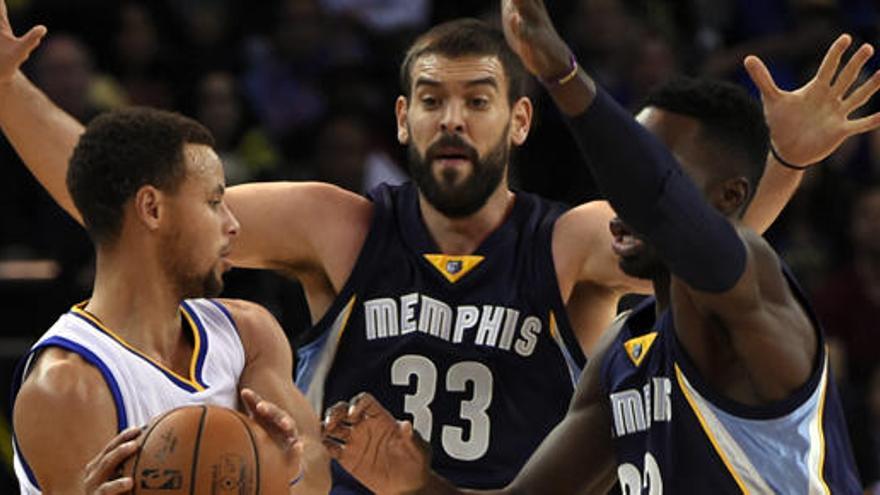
left=209, top=199, right=222, bottom=209
left=469, top=97, right=489, bottom=109
left=421, top=95, right=440, bottom=109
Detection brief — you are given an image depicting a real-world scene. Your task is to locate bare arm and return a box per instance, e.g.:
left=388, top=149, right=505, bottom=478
left=13, top=348, right=122, bottom=494
left=222, top=299, right=331, bottom=494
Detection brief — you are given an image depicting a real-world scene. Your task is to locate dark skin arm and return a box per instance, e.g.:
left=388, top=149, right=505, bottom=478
left=322, top=314, right=626, bottom=495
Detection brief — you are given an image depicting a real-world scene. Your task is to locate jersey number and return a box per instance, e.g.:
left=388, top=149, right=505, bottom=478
left=391, top=355, right=492, bottom=461
left=618, top=452, right=663, bottom=494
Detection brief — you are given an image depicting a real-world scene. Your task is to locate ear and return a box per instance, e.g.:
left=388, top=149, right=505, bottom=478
left=133, top=185, right=164, bottom=231
left=510, top=96, right=533, bottom=146
left=395, top=96, right=410, bottom=144
left=711, top=177, right=749, bottom=217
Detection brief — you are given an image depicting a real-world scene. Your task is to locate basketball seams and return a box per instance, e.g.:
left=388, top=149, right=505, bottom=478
left=189, top=405, right=208, bottom=495
left=233, top=410, right=261, bottom=495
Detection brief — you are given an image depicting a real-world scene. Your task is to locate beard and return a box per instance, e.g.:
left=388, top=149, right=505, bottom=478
left=407, top=126, right=509, bottom=218
left=161, top=229, right=225, bottom=299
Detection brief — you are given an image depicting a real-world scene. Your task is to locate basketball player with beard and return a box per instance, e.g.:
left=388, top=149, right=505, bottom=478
left=1, top=0, right=879, bottom=490
left=10, top=109, right=329, bottom=494
left=318, top=0, right=873, bottom=493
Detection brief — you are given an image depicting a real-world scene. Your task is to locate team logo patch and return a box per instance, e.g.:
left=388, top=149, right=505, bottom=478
left=623, top=332, right=658, bottom=367
left=446, top=260, right=463, bottom=274
left=423, top=254, right=485, bottom=283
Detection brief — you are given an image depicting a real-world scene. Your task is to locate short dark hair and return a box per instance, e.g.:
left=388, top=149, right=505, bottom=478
left=644, top=77, right=769, bottom=208
left=67, top=107, right=215, bottom=244
left=400, top=18, right=528, bottom=105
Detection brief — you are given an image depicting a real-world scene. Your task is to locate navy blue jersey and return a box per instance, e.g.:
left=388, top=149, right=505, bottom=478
left=600, top=268, right=861, bottom=494
left=297, top=182, right=585, bottom=492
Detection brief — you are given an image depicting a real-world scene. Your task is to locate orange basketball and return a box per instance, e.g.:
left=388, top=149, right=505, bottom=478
left=124, top=405, right=292, bottom=494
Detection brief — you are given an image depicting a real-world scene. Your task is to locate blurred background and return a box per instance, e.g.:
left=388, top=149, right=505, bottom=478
left=0, top=0, right=879, bottom=491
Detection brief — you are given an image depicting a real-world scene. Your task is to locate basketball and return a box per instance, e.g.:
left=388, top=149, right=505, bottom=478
left=124, top=405, right=292, bottom=494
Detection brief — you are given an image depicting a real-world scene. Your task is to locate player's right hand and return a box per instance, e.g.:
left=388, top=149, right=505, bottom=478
left=0, top=0, right=46, bottom=84
left=323, top=393, right=431, bottom=495
left=83, top=426, right=141, bottom=495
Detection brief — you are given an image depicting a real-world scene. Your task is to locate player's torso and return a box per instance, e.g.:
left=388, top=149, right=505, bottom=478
left=297, top=182, right=585, bottom=490
left=601, top=286, right=861, bottom=494
left=12, top=299, right=245, bottom=495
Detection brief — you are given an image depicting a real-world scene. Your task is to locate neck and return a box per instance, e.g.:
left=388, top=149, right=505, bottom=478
left=419, top=184, right=515, bottom=255
left=651, top=270, right=672, bottom=317
left=86, top=244, right=185, bottom=359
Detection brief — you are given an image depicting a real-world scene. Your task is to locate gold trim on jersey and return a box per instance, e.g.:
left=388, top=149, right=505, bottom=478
left=423, top=254, right=484, bottom=283
left=335, top=296, right=358, bottom=344
left=71, top=302, right=206, bottom=392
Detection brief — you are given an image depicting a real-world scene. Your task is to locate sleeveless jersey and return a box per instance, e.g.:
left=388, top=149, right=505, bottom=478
left=297, top=182, right=586, bottom=491
left=600, top=269, right=861, bottom=494
left=12, top=299, right=245, bottom=495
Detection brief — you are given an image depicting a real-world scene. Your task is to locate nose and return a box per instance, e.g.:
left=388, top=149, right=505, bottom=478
left=223, top=202, right=241, bottom=237
left=439, top=100, right=466, bottom=135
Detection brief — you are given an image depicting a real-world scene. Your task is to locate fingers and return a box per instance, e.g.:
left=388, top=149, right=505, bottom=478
left=348, top=392, right=383, bottom=420
left=92, top=477, right=134, bottom=495
left=84, top=438, right=139, bottom=492
left=13, top=24, right=47, bottom=63
left=844, top=69, right=880, bottom=113
left=848, top=112, right=880, bottom=135
left=815, top=34, right=852, bottom=85
left=241, top=388, right=299, bottom=449
left=743, top=55, right=781, bottom=101
left=87, top=427, right=142, bottom=470
left=833, top=43, right=874, bottom=98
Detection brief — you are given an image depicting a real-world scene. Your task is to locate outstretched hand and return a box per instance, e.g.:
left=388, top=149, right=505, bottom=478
left=323, top=393, right=431, bottom=495
left=0, top=0, right=46, bottom=83
left=501, top=0, right=571, bottom=81
left=745, top=34, right=880, bottom=167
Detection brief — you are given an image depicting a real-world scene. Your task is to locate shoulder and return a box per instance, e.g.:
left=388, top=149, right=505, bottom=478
left=213, top=299, right=291, bottom=360
left=14, top=348, right=118, bottom=489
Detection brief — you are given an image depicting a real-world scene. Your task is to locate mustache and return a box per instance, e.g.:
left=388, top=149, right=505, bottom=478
left=424, top=134, right=479, bottom=163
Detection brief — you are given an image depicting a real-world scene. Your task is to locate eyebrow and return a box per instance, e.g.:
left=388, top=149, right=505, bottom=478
left=413, top=77, right=499, bottom=90
left=214, top=184, right=226, bottom=195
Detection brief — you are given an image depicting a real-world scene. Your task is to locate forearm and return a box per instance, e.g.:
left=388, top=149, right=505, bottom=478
left=741, top=153, right=804, bottom=234
left=560, top=84, right=746, bottom=292
left=0, top=70, right=84, bottom=222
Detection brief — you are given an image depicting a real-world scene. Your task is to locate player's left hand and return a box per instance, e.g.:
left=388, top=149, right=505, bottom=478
left=240, top=387, right=304, bottom=484
left=501, top=0, right=572, bottom=81
left=323, top=393, right=431, bottom=495
left=745, top=33, right=880, bottom=168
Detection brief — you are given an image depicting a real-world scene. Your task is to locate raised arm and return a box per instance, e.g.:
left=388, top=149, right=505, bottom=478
left=743, top=34, right=880, bottom=233
left=0, top=1, right=83, bottom=221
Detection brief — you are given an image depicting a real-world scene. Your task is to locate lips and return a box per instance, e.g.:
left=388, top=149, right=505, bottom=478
left=609, top=217, right=644, bottom=257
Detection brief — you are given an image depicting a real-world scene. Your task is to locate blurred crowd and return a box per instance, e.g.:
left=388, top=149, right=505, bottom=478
left=1, top=0, right=880, bottom=490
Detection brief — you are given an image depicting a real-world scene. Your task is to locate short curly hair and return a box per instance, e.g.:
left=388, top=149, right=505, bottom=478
left=67, top=107, right=214, bottom=245
left=644, top=77, right=769, bottom=209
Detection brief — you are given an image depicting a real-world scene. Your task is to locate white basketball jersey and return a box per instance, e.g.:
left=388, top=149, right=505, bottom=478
left=12, top=299, right=246, bottom=495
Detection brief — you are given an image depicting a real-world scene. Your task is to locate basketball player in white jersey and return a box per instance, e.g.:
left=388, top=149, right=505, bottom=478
left=3, top=0, right=880, bottom=491
left=9, top=107, right=330, bottom=494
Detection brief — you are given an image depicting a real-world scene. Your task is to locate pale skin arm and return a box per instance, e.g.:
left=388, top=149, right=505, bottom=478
left=221, top=299, right=332, bottom=494
left=12, top=348, right=135, bottom=494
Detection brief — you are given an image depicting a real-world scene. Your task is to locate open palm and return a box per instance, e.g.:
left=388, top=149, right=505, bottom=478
left=746, top=34, right=880, bottom=167
left=0, top=0, right=46, bottom=83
